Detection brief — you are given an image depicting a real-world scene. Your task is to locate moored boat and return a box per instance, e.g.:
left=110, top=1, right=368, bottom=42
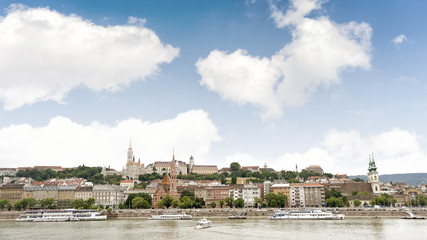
left=16, top=209, right=107, bottom=222
left=268, top=209, right=345, bottom=220
left=149, top=212, right=192, bottom=220
left=195, top=218, right=212, bottom=229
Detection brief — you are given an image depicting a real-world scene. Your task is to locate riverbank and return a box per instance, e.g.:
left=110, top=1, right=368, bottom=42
left=1, top=207, right=426, bottom=220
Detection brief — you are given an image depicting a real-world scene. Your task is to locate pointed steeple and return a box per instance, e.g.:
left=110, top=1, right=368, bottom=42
left=368, top=153, right=377, bottom=172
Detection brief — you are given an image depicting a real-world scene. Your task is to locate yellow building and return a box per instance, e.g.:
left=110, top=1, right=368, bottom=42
left=0, top=183, right=24, bottom=204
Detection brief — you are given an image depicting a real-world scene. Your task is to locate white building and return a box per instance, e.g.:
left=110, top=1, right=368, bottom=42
left=242, top=183, right=261, bottom=207
left=93, top=184, right=125, bottom=208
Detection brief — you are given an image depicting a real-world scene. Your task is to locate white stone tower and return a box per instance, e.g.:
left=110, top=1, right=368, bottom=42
left=189, top=155, right=195, bottom=173
left=127, top=140, right=134, bottom=163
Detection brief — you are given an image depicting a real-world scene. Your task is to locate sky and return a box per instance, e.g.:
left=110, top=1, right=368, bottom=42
left=0, top=0, right=426, bottom=175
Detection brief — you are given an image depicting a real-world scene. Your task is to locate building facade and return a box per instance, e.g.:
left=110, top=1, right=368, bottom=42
left=74, top=186, right=93, bottom=201
left=242, top=183, right=261, bottom=207
left=0, top=183, right=24, bottom=204
left=92, top=184, right=125, bottom=208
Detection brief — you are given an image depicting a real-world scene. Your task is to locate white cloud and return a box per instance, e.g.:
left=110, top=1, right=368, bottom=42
left=230, top=128, right=427, bottom=175
left=0, top=5, right=179, bottom=110
left=275, top=128, right=427, bottom=175
left=0, top=110, right=221, bottom=169
left=196, top=0, right=371, bottom=119
left=392, top=34, right=407, bottom=47
left=127, top=16, right=146, bottom=26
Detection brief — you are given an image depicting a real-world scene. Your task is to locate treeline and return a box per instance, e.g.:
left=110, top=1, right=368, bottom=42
left=16, top=165, right=124, bottom=185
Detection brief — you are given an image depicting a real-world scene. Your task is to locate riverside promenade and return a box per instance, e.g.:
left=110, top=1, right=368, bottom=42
left=115, top=207, right=427, bottom=219
left=1, top=207, right=426, bottom=220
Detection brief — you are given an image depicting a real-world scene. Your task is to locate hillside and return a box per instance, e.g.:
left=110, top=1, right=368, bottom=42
left=349, top=173, right=427, bottom=186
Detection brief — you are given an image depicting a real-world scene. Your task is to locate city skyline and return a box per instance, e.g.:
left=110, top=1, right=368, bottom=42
left=1, top=0, right=427, bottom=175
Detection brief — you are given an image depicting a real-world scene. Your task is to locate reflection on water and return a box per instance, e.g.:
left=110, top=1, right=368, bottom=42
left=1, top=218, right=426, bottom=240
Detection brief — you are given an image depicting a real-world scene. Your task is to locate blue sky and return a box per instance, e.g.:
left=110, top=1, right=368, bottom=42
left=0, top=0, right=426, bottom=175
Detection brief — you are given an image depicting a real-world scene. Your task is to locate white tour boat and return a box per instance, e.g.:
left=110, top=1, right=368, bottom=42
left=195, top=218, right=212, bottom=229
left=149, top=212, right=192, bottom=220
left=16, top=209, right=107, bottom=222
left=268, top=209, right=345, bottom=220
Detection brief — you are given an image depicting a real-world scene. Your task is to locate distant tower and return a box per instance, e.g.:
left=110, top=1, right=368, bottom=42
left=295, top=164, right=298, bottom=174
left=127, top=140, right=133, bottom=163
left=367, top=154, right=380, bottom=194
left=169, top=152, right=178, bottom=199
left=264, top=163, right=267, bottom=168
left=189, top=156, right=195, bottom=173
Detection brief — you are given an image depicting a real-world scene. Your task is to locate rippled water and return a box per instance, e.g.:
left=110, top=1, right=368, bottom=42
left=1, top=218, right=426, bottom=240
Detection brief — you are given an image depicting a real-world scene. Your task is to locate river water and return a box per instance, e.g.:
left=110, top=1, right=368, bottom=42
left=1, top=218, right=426, bottom=240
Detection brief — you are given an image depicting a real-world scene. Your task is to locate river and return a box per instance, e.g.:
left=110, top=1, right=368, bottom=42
left=1, top=218, right=426, bottom=240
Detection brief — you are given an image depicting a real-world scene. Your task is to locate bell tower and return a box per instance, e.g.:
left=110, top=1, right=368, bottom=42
left=367, top=154, right=380, bottom=194
left=169, top=152, right=178, bottom=199
left=127, top=140, right=133, bottom=163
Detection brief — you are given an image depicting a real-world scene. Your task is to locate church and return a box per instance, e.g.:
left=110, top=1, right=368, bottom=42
left=120, top=141, right=218, bottom=180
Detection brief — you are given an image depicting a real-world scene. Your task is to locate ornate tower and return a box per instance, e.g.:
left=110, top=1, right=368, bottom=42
left=367, top=154, right=380, bottom=194
left=189, top=155, right=195, bottom=173
left=169, top=152, right=178, bottom=199
left=127, top=140, right=133, bottom=163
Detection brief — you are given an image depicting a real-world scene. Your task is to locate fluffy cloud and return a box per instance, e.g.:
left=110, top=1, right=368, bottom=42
left=0, top=4, right=179, bottom=110
left=275, top=128, right=427, bottom=175
left=392, top=34, right=407, bottom=48
left=196, top=0, right=371, bottom=119
left=0, top=110, right=221, bottom=169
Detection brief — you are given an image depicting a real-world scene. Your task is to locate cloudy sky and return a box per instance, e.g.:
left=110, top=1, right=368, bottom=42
left=0, top=0, right=426, bottom=175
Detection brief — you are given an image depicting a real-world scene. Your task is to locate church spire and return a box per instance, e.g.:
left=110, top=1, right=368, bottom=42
left=169, top=151, right=178, bottom=199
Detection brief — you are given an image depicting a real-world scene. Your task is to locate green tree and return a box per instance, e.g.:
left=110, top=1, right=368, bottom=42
left=254, top=197, right=262, bottom=208
left=193, top=197, right=205, bottom=208
left=234, top=198, right=244, bottom=208
left=132, top=197, right=145, bottom=209
left=72, top=199, right=85, bottom=209
left=225, top=197, right=234, bottom=207
left=353, top=177, right=365, bottom=182
left=352, top=190, right=358, bottom=196
left=281, top=170, right=297, bottom=181
left=276, top=193, right=287, bottom=208
left=264, top=193, right=278, bottom=207
left=326, top=188, right=342, bottom=199
left=231, top=175, right=237, bottom=184
left=219, top=200, right=224, bottom=208
left=172, top=199, right=179, bottom=208
left=230, top=162, right=241, bottom=172
left=0, top=199, right=12, bottom=211
left=326, top=197, right=344, bottom=207
left=210, top=202, right=216, bottom=208
left=180, top=190, right=195, bottom=201
left=107, top=207, right=113, bottom=214
left=160, top=195, right=174, bottom=209
left=180, top=196, right=193, bottom=209
left=354, top=199, right=362, bottom=207
left=14, top=200, right=24, bottom=210
left=323, top=173, right=333, bottom=178
left=40, top=198, right=55, bottom=209
left=86, top=197, right=95, bottom=208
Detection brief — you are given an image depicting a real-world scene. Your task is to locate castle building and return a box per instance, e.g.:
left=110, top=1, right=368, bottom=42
left=122, top=141, right=144, bottom=180
left=367, top=154, right=381, bottom=194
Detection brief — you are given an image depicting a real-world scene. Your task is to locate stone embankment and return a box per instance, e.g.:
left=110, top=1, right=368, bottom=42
left=115, top=207, right=427, bottom=219
left=1, top=207, right=426, bottom=220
